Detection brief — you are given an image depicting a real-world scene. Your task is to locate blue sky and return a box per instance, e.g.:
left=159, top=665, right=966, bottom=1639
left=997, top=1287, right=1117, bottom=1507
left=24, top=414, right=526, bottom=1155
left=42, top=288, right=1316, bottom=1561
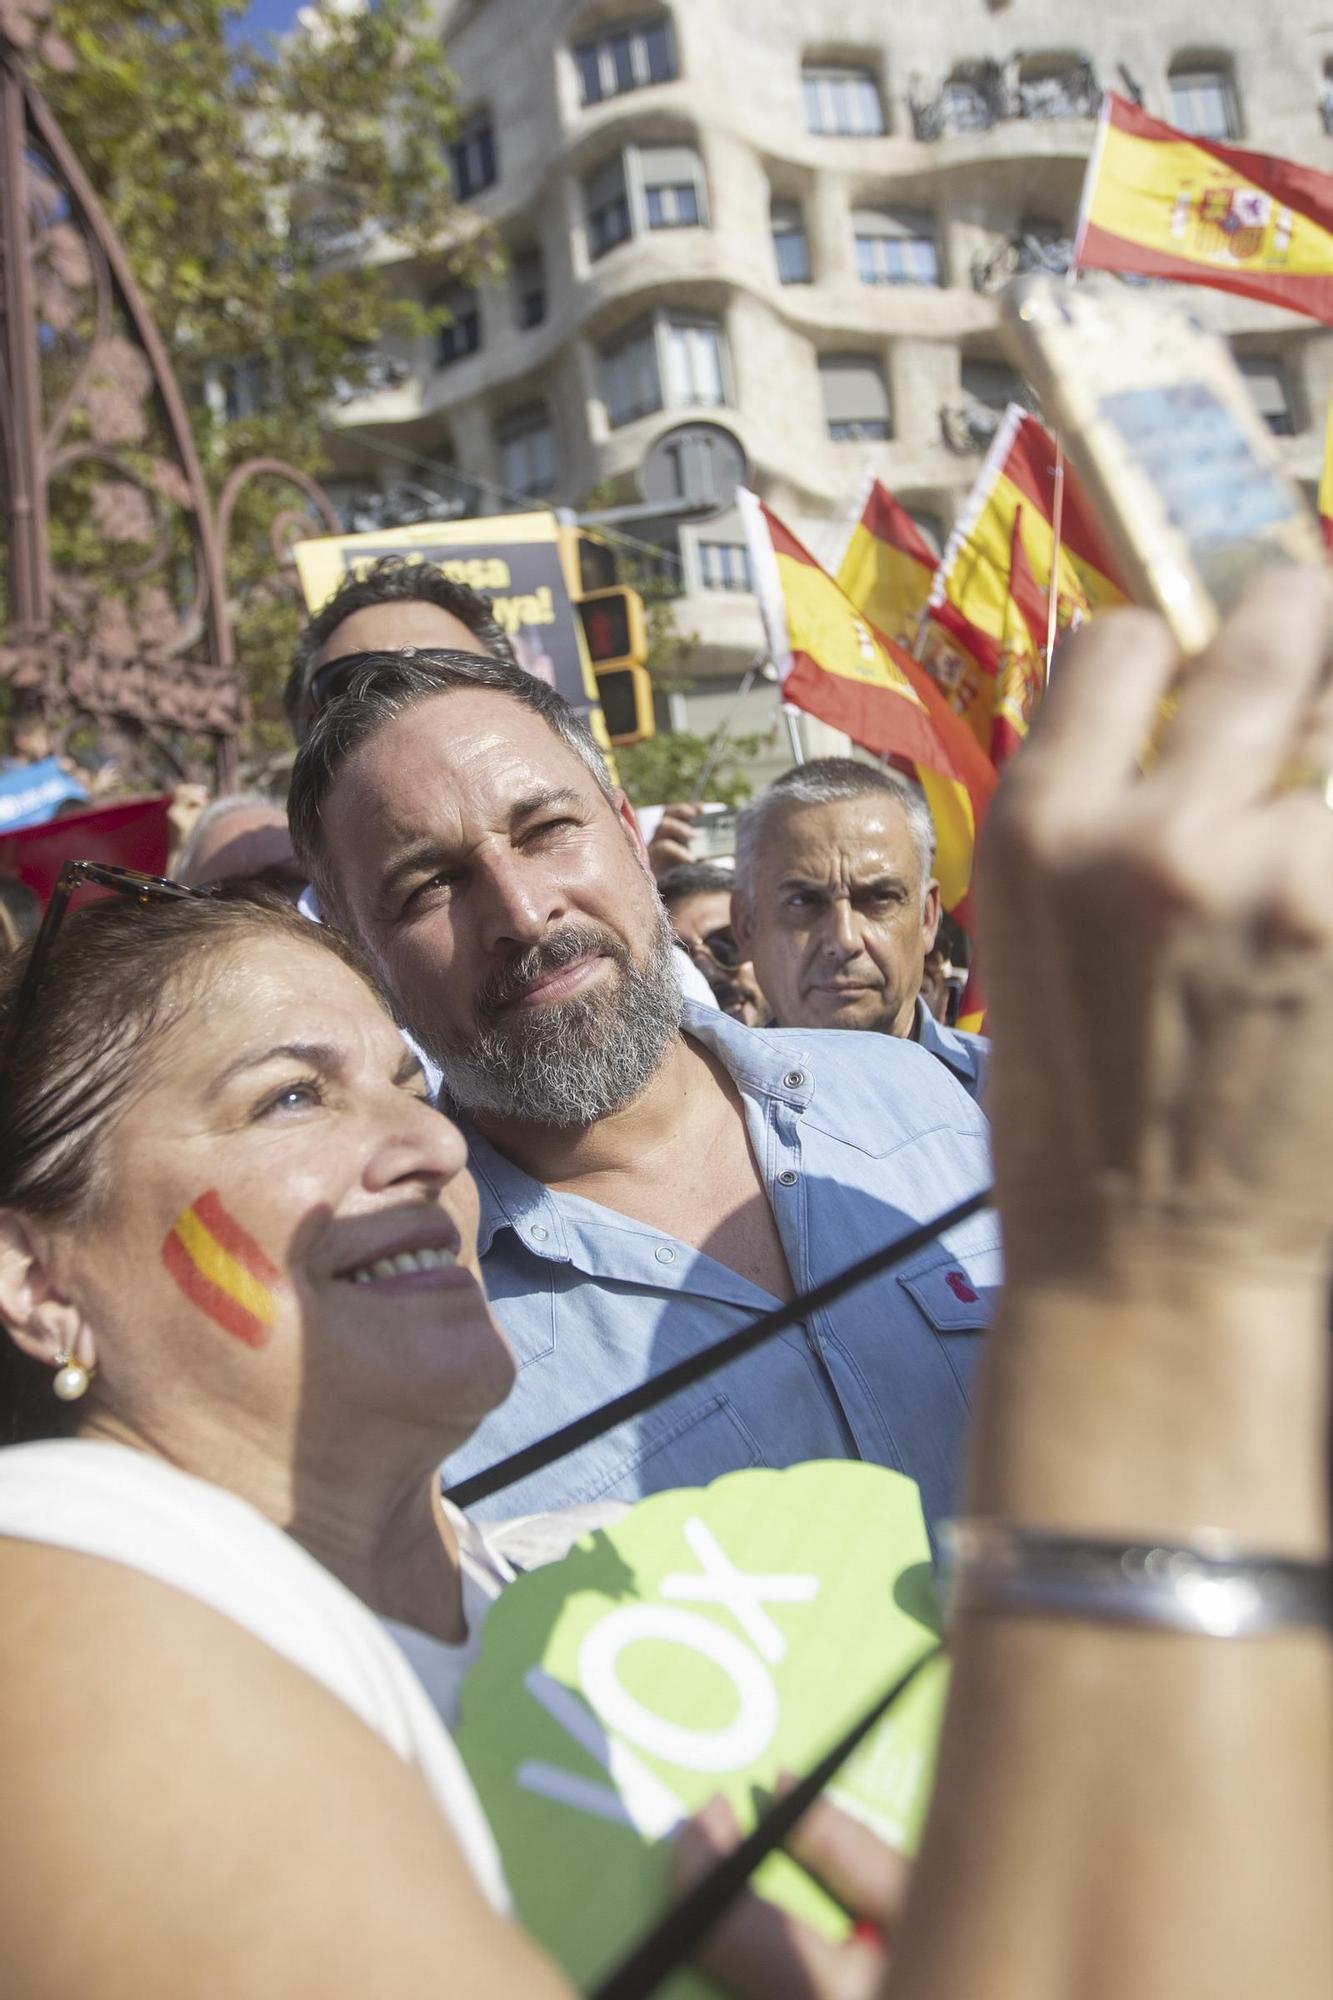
left=232, top=2, right=306, bottom=42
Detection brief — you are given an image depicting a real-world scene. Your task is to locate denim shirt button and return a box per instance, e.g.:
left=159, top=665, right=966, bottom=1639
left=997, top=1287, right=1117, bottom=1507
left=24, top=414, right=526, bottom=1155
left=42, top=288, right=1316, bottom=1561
left=530, top=1224, right=549, bottom=1242
left=655, top=1244, right=676, bottom=1264
left=777, top=1169, right=798, bottom=1187
left=783, top=1070, right=805, bottom=1089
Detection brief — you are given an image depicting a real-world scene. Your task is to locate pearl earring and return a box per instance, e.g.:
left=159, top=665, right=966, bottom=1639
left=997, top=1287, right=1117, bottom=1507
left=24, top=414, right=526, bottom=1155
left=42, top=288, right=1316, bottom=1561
left=52, top=1351, right=91, bottom=1402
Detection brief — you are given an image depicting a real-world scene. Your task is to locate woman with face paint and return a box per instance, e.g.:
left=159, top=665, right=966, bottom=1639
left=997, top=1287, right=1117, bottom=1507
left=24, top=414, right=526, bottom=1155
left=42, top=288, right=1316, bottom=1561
left=0, top=574, right=1329, bottom=2000
left=0, top=889, right=577, bottom=1993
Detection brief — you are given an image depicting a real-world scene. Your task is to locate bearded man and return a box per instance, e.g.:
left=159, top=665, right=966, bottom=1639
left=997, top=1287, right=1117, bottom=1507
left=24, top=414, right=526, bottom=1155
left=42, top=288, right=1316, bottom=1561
left=288, top=650, right=997, bottom=1531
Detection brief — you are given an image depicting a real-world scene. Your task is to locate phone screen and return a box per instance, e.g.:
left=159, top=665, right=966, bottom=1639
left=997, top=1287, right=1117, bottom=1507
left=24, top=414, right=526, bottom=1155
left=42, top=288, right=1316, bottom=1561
left=1097, top=381, right=1306, bottom=610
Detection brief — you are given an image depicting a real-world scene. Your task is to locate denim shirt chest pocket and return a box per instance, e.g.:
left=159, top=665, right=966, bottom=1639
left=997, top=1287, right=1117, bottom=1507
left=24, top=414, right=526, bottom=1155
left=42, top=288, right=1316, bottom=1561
left=894, top=1218, right=1002, bottom=1395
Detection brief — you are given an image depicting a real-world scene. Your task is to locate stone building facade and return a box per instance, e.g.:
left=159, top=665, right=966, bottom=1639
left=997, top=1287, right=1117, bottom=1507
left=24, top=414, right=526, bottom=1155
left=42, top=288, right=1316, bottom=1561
left=324, top=1, right=1333, bottom=762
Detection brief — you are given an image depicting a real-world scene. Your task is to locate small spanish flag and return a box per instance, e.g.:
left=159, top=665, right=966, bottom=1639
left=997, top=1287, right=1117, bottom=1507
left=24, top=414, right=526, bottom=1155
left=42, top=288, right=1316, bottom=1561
left=835, top=480, right=1002, bottom=764
left=836, top=483, right=940, bottom=652
left=989, top=509, right=1048, bottom=768
left=162, top=1191, right=280, bottom=1349
left=1074, top=93, right=1333, bottom=324
left=927, top=408, right=1125, bottom=759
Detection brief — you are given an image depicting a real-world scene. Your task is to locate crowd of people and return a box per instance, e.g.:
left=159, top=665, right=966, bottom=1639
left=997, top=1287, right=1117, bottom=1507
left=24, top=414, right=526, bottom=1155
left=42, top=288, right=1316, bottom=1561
left=0, top=550, right=1328, bottom=1998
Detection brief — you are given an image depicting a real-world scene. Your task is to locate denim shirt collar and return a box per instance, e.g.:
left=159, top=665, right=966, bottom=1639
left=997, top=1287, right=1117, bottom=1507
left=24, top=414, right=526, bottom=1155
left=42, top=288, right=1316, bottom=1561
left=912, top=996, right=985, bottom=1089
left=466, top=1001, right=816, bottom=1262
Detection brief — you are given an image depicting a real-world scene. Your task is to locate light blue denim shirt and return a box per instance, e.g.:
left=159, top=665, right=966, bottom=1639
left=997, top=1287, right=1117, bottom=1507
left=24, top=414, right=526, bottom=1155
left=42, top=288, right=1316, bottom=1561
left=443, top=1003, right=1000, bottom=1535
left=913, top=997, right=990, bottom=1104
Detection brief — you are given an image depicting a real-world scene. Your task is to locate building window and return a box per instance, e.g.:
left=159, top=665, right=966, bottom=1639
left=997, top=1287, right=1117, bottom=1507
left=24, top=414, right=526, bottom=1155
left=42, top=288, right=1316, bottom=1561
left=575, top=14, right=677, bottom=106
left=434, top=285, right=481, bottom=368
left=449, top=114, right=497, bottom=200
left=853, top=209, right=940, bottom=286
left=586, top=144, right=707, bottom=257
left=497, top=404, right=558, bottom=496
left=512, top=247, right=546, bottom=329
left=698, top=541, right=752, bottom=592
left=601, top=320, right=663, bottom=426
left=662, top=315, right=726, bottom=407
left=640, top=143, right=706, bottom=229
left=961, top=361, right=1023, bottom=413
left=818, top=354, right=890, bottom=441
left=1238, top=354, right=1295, bottom=436
left=585, top=156, right=632, bottom=260
left=1168, top=58, right=1239, bottom=139
left=601, top=311, right=730, bottom=428
left=771, top=197, right=810, bottom=283
left=802, top=63, right=885, bottom=137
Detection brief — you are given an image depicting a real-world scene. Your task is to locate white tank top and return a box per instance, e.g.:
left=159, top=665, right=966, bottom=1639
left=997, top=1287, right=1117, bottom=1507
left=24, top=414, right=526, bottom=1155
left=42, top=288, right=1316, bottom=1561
left=0, top=1438, right=509, bottom=1913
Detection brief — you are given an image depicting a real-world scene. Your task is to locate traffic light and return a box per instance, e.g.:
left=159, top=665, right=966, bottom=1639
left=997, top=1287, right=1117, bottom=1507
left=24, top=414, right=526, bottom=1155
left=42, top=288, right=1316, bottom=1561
left=557, top=525, right=618, bottom=598
left=592, top=663, right=654, bottom=745
left=577, top=586, right=652, bottom=745
left=557, top=523, right=656, bottom=746
left=577, top=586, right=648, bottom=674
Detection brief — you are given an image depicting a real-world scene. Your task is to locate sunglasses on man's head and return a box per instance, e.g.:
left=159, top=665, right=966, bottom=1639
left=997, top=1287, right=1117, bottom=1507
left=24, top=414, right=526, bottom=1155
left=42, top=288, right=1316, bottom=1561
left=304, top=644, right=489, bottom=717
left=0, top=862, right=209, bottom=1072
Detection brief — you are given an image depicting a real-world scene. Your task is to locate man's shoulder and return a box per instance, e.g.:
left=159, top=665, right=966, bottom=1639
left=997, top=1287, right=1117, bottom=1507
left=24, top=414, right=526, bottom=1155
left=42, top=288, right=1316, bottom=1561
left=683, top=1003, right=987, bottom=1138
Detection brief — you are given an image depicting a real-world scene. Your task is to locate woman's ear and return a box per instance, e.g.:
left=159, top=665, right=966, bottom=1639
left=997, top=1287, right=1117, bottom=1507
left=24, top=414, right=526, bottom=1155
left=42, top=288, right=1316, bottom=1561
left=0, top=1212, right=96, bottom=1374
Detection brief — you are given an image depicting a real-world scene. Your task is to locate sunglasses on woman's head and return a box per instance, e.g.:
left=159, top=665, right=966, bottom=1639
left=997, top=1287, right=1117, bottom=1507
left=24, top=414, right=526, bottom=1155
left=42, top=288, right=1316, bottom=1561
left=0, top=862, right=209, bottom=1072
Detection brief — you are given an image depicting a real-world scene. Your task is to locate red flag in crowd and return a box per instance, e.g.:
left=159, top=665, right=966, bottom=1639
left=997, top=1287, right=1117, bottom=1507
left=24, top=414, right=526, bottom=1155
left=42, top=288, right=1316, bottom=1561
left=0, top=793, right=172, bottom=907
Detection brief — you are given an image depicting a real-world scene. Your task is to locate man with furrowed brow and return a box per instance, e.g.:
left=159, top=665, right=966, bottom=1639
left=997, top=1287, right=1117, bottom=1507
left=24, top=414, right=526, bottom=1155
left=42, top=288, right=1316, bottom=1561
left=288, top=649, right=997, bottom=1533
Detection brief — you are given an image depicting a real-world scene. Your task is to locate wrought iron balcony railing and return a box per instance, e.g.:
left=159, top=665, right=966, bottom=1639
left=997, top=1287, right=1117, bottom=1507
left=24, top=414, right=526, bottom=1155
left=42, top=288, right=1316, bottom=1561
left=972, top=229, right=1074, bottom=294
left=911, top=59, right=1100, bottom=141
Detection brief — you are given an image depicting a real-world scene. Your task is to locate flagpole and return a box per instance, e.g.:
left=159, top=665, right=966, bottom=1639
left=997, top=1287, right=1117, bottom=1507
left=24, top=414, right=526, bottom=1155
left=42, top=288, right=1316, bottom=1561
left=1044, top=439, right=1065, bottom=669
left=1071, top=91, right=1112, bottom=271
left=1041, top=137, right=1099, bottom=672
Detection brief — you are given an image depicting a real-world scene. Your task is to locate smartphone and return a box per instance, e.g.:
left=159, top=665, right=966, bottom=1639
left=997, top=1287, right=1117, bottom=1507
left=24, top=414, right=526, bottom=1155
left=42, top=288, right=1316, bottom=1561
left=999, top=276, right=1325, bottom=654
left=691, top=804, right=738, bottom=861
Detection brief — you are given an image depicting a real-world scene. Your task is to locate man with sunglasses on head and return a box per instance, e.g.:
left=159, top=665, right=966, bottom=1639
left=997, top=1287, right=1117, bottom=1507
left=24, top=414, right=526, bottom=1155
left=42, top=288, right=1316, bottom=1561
left=288, top=649, right=997, bottom=1533
left=284, top=555, right=518, bottom=742
left=286, top=559, right=720, bottom=1018
left=657, top=861, right=768, bottom=1026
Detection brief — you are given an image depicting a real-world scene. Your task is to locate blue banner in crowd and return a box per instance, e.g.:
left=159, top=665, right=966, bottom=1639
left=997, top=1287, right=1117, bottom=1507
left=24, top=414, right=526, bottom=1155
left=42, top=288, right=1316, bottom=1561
left=0, top=757, right=88, bottom=832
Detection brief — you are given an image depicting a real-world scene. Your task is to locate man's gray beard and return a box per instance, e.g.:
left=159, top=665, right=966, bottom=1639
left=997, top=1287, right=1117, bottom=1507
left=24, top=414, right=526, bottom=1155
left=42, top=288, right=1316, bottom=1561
left=418, top=907, right=682, bottom=1128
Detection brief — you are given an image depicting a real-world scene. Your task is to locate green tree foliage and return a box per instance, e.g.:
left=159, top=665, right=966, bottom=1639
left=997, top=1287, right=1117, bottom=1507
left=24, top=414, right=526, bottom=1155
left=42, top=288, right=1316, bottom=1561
left=35, top=0, right=492, bottom=751
left=616, top=727, right=772, bottom=810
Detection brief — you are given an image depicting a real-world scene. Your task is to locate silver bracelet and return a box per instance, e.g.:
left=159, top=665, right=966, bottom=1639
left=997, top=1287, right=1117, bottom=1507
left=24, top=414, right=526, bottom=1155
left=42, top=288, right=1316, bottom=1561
left=938, top=1521, right=1333, bottom=1638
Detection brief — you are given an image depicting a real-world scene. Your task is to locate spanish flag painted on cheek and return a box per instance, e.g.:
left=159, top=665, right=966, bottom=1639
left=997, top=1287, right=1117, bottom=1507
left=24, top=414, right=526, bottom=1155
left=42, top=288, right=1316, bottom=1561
left=1075, top=93, right=1333, bottom=324
left=162, top=1192, right=281, bottom=1350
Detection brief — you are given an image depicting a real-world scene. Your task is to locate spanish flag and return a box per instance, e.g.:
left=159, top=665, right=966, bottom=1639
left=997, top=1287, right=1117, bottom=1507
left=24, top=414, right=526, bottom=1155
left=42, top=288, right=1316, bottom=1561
left=836, top=480, right=1002, bottom=758
left=836, top=482, right=940, bottom=651
left=990, top=509, right=1048, bottom=767
left=162, top=1192, right=280, bottom=1350
left=929, top=406, right=1126, bottom=742
left=739, top=489, right=996, bottom=930
left=1074, top=93, right=1333, bottom=323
